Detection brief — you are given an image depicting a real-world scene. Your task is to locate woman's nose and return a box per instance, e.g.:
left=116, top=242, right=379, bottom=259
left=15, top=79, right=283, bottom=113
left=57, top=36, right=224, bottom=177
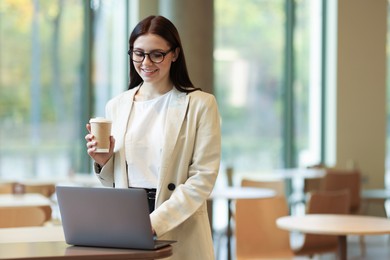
left=142, top=55, right=154, bottom=65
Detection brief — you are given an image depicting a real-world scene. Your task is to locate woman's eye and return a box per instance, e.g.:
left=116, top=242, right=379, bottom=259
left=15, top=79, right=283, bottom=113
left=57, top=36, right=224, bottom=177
left=134, top=51, right=144, bottom=57
left=151, top=52, right=164, bottom=59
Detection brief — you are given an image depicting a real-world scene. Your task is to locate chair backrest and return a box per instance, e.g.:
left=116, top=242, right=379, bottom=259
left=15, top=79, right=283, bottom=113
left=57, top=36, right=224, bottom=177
left=320, top=169, right=361, bottom=214
left=307, top=190, right=350, bottom=214
left=0, top=207, right=46, bottom=228
left=23, top=183, right=56, bottom=198
left=0, top=182, right=16, bottom=194
left=235, top=196, right=294, bottom=259
left=241, top=178, right=286, bottom=197
left=293, top=190, right=350, bottom=256
left=303, top=177, right=323, bottom=194
left=303, top=164, right=327, bottom=194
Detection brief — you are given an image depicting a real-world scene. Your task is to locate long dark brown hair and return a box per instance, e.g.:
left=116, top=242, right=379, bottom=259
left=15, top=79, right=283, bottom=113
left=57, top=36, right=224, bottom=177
left=128, top=15, right=200, bottom=93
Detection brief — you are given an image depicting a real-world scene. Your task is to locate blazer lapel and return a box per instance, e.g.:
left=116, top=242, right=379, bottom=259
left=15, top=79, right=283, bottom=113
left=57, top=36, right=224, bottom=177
left=114, top=89, right=136, bottom=149
left=160, top=89, right=189, bottom=171
left=113, top=88, right=138, bottom=188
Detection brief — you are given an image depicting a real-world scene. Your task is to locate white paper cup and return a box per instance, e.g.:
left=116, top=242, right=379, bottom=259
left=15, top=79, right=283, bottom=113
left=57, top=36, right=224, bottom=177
left=89, top=117, right=112, bottom=153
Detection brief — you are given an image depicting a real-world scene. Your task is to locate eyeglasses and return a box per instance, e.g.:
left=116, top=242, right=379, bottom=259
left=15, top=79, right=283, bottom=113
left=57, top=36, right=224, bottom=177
left=128, top=48, right=174, bottom=64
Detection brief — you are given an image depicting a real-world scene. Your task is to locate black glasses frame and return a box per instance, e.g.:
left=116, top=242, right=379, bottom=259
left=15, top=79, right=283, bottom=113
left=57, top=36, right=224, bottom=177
left=128, top=48, right=174, bottom=64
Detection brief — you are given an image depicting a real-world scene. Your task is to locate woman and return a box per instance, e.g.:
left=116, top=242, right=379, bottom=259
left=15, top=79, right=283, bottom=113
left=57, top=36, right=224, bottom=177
left=85, top=15, right=221, bottom=260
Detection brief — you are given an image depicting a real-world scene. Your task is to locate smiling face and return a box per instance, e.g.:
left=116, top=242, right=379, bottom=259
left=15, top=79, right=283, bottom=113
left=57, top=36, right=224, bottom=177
left=132, top=33, right=177, bottom=90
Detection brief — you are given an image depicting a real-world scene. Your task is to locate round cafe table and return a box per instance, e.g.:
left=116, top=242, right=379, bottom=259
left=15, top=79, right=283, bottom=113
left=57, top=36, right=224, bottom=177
left=209, top=187, right=275, bottom=260
left=259, top=168, right=326, bottom=179
left=0, top=193, right=51, bottom=207
left=276, top=214, right=390, bottom=260
left=209, top=186, right=275, bottom=200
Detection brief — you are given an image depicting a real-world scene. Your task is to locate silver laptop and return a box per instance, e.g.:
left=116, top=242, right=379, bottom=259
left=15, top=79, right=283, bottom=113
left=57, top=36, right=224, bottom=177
left=56, top=185, right=175, bottom=250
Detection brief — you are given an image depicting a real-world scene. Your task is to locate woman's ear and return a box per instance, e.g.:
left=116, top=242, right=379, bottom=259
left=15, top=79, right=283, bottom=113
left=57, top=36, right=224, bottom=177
left=172, top=47, right=180, bottom=62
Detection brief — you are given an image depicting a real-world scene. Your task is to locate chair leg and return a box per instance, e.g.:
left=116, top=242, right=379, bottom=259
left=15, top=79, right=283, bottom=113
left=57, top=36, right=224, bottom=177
left=359, top=235, right=366, bottom=256
left=214, top=231, right=222, bottom=260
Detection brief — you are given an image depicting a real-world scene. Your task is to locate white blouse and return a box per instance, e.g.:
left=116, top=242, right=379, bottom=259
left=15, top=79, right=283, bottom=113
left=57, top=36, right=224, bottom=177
left=124, top=89, right=173, bottom=189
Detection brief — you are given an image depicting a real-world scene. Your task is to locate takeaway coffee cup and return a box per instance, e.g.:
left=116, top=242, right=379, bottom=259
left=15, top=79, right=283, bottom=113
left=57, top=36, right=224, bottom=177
left=89, top=117, right=112, bottom=153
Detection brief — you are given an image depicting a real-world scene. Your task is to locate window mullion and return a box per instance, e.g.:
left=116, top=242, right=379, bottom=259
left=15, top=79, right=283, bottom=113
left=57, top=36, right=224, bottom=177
left=283, top=0, right=296, bottom=169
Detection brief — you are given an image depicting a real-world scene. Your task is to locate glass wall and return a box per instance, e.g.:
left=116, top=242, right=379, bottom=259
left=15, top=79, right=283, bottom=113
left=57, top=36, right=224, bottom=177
left=214, top=0, right=285, bottom=172
left=293, top=0, right=323, bottom=167
left=387, top=0, right=390, bottom=187
left=214, top=0, right=323, bottom=176
left=1, top=0, right=324, bottom=181
left=0, top=0, right=128, bottom=179
left=0, top=0, right=85, bottom=179
left=91, top=0, right=128, bottom=116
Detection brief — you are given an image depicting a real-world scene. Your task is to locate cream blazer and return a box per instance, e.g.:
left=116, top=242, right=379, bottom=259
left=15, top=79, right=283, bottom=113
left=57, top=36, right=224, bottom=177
left=96, top=87, right=221, bottom=260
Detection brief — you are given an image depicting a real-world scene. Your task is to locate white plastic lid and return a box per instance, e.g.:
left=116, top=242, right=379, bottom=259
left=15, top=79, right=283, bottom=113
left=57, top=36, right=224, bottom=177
left=89, top=117, right=112, bottom=123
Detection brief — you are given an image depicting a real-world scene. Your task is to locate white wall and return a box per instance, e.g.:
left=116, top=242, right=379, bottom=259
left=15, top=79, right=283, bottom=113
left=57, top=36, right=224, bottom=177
left=326, top=0, right=387, bottom=189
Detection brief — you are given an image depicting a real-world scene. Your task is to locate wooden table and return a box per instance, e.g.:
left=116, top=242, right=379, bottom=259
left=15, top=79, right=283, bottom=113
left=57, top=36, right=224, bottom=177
left=1, top=173, right=101, bottom=188
left=0, top=226, right=172, bottom=259
left=0, top=193, right=53, bottom=222
left=209, top=186, right=275, bottom=200
left=0, top=226, right=65, bottom=243
left=209, top=187, right=275, bottom=260
left=276, top=214, right=390, bottom=260
left=259, top=168, right=326, bottom=179
left=0, top=241, right=172, bottom=259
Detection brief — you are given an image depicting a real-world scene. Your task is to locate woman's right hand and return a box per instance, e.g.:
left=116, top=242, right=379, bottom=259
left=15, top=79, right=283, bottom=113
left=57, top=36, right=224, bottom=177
left=85, top=124, right=115, bottom=167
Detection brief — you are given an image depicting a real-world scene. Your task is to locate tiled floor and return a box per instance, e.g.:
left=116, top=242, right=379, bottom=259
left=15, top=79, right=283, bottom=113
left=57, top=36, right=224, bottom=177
left=214, top=234, right=390, bottom=260
left=212, top=171, right=390, bottom=259
left=315, top=235, right=390, bottom=260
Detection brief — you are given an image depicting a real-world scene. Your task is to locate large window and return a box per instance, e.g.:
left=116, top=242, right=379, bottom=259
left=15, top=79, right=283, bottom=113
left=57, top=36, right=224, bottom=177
left=0, top=0, right=128, bottom=179
left=214, top=0, right=324, bottom=177
left=0, top=0, right=85, bottom=179
left=1, top=0, right=324, bottom=181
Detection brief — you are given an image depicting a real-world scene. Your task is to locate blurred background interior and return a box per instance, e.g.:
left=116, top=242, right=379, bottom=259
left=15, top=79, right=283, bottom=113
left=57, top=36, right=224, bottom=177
left=1, top=0, right=390, bottom=259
